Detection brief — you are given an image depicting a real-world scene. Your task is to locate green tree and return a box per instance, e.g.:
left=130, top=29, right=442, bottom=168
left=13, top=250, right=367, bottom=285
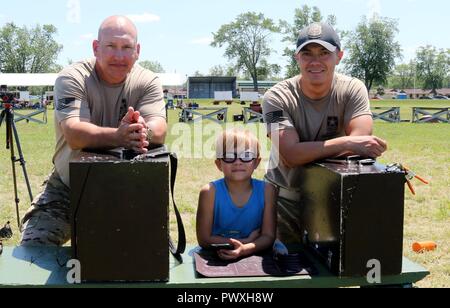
left=209, top=65, right=225, bottom=76
left=225, top=64, right=245, bottom=78
left=343, top=15, right=401, bottom=92
left=48, top=63, right=64, bottom=73
left=390, top=61, right=416, bottom=90
left=445, top=76, right=450, bottom=88
left=208, top=64, right=242, bottom=78
left=211, top=12, right=280, bottom=91
left=0, top=23, right=63, bottom=73
left=28, top=86, right=54, bottom=96
left=255, top=60, right=281, bottom=80
left=415, top=46, right=450, bottom=94
left=281, top=5, right=337, bottom=78
left=139, top=60, right=165, bottom=73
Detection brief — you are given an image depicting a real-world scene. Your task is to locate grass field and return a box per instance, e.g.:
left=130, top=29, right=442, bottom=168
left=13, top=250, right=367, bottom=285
left=0, top=99, right=448, bottom=287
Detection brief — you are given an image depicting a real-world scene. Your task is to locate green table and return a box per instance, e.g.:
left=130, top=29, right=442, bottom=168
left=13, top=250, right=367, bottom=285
left=0, top=245, right=429, bottom=288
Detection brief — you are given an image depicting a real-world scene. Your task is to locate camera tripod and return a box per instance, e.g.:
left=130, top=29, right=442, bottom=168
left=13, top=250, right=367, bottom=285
left=0, top=102, right=33, bottom=229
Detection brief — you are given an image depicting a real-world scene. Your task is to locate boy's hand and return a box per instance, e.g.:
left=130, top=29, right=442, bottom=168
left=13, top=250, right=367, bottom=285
left=217, top=238, right=244, bottom=261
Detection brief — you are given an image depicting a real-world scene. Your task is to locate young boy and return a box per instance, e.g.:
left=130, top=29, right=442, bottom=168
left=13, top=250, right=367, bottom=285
left=196, top=129, right=276, bottom=261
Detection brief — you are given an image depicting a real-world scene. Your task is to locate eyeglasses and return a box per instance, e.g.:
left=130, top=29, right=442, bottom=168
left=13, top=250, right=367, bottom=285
left=221, top=151, right=257, bottom=164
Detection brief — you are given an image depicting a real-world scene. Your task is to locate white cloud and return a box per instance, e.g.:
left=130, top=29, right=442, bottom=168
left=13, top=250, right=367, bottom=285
left=80, top=33, right=94, bottom=40
left=126, top=13, right=160, bottom=23
left=71, top=41, right=83, bottom=47
left=402, top=44, right=425, bottom=63
left=66, top=0, right=81, bottom=24
left=69, top=34, right=93, bottom=49
left=190, top=37, right=213, bottom=45
left=367, top=0, right=381, bottom=18
left=0, top=14, right=10, bottom=25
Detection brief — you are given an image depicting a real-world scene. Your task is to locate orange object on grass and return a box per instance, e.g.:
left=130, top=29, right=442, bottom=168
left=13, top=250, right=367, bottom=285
left=412, top=241, right=437, bottom=252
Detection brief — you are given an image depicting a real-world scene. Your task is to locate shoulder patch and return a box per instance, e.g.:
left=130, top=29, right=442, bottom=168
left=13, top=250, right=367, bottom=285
left=56, top=98, right=77, bottom=111
left=265, top=110, right=284, bottom=123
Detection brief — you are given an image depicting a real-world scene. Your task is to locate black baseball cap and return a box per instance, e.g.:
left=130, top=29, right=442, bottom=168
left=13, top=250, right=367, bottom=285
left=295, top=22, right=341, bottom=54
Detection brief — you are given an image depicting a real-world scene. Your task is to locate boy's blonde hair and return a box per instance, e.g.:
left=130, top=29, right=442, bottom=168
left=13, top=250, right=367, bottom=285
left=216, top=128, right=260, bottom=159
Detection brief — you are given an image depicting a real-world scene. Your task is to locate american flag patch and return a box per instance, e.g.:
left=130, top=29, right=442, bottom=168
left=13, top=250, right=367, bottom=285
left=56, top=97, right=78, bottom=111
left=264, top=110, right=284, bottom=123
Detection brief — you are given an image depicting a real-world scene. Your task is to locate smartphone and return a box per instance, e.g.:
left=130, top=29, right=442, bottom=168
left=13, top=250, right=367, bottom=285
left=210, top=243, right=234, bottom=250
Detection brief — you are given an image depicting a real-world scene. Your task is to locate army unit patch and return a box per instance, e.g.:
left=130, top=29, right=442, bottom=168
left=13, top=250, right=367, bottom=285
left=265, top=110, right=284, bottom=123
left=57, top=97, right=78, bottom=111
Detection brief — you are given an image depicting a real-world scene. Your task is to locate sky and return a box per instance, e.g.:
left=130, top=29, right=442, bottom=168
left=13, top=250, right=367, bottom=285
left=0, top=0, right=449, bottom=77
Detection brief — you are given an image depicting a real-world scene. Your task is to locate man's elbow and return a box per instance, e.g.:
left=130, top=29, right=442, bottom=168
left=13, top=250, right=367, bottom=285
left=148, top=118, right=167, bottom=145
left=283, top=159, right=295, bottom=169
left=280, top=151, right=306, bottom=168
left=60, top=120, right=85, bottom=150
left=64, top=136, right=84, bottom=150
left=151, top=129, right=166, bottom=145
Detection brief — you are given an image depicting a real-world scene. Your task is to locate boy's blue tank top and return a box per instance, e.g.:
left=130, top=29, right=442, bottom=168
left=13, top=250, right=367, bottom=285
left=211, top=178, right=265, bottom=239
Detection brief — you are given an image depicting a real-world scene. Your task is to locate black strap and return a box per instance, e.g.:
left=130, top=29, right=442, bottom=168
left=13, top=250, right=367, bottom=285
left=140, top=149, right=186, bottom=263
left=167, top=152, right=186, bottom=263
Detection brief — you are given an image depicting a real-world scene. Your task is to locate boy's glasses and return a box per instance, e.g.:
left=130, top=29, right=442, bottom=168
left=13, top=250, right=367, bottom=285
left=221, top=151, right=257, bottom=164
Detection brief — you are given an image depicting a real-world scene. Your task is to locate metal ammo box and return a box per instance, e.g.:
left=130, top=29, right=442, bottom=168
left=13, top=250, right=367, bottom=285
left=297, top=158, right=405, bottom=277
left=70, top=148, right=169, bottom=282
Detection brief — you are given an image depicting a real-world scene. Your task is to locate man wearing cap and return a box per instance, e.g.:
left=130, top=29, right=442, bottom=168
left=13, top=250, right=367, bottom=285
left=263, top=22, right=387, bottom=243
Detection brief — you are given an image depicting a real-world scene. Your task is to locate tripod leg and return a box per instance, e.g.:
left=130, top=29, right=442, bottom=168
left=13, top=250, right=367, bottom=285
left=6, top=115, right=34, bottom=230
left=6, top=119, right=22, bottom=230
left=11, top=120, right=33, bottom=203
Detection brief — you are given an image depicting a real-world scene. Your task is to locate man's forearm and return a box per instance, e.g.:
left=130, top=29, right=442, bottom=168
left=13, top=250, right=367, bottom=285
left=145, top=117, right=167, bottom=145
left=282, top=137, right=350, bottom=167
left=63, top=121, right=119, bottom=150
left=282, top=134, right=386, bottom=167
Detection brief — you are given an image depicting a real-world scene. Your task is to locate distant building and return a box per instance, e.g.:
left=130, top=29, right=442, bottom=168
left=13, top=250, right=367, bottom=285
left=237, top=80, right=278, bottom=96
left=185, top=77, right=281, bottom=99
left=388, top=88, right=450, bottom=99
left=187, top=77, right=236, bottom=99
left=163, top=88, right=187, bottom=99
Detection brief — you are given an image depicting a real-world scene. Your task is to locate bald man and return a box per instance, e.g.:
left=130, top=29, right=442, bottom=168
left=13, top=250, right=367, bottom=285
left=20, top=16, right=167, bottom=246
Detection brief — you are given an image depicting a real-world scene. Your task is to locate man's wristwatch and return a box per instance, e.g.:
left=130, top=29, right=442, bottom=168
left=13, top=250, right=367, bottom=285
left=146, top=127, right=154, bottom=143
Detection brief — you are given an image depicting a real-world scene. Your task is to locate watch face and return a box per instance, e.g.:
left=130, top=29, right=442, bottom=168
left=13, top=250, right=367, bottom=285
left=146, top=128, right=153, bottom=142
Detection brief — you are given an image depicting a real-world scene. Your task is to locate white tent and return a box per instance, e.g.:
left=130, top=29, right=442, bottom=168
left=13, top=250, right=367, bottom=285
left=0, top=73, right=185, bottom=87
left=156, top=73, right=186, bottom=86
left=0, top=74, right=58, bottom=87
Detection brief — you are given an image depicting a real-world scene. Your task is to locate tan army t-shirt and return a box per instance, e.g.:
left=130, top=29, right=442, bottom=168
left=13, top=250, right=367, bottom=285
left=54, top=58, right=166, bottom=187
left=263, top=73, right=372, bottom=191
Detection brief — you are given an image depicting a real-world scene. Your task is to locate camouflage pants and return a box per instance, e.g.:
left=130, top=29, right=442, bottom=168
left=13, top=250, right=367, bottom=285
left=276, top=196, right=304, bottom=245
left=20, top=170, right=71, bottom=246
